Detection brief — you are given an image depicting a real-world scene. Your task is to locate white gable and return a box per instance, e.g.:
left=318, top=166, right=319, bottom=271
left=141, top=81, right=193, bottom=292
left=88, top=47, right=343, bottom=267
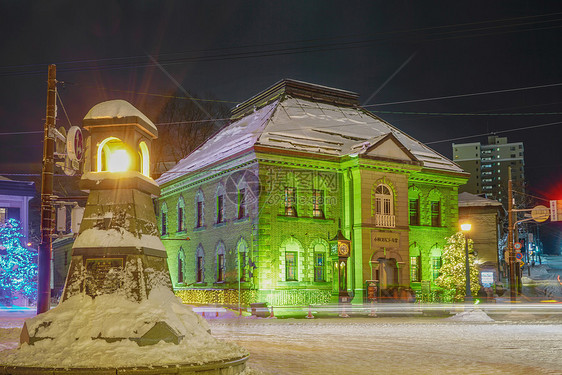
left=363, top=138, right=415, bottom=162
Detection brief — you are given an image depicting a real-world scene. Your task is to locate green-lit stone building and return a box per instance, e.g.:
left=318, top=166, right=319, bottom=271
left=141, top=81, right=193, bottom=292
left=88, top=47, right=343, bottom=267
left=156, top=79, right=468, bottom=306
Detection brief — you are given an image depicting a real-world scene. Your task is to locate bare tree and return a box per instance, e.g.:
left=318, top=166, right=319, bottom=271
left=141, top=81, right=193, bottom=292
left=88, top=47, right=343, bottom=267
left=152, top=91, right=230, bottom=177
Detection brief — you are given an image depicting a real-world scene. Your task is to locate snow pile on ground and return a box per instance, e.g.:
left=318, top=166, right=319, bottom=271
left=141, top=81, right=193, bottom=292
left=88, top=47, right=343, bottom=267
left=0, top=287, right=247, bottom=368
left=446, top=309, right=494, bottom=322
left=0, top=328, right=19, bottom=351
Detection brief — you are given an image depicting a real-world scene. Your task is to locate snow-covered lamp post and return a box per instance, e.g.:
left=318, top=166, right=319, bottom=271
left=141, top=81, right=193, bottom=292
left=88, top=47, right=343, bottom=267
left=9, top=100, right=248, bottom=372
left=461, top=223, right=472, bottom=303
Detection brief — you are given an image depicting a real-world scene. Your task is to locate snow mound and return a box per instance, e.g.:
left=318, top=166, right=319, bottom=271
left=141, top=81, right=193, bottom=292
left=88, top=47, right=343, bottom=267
left=446, top=309, right=494, bottom=322
left=0, top=287, right=247, bottom=368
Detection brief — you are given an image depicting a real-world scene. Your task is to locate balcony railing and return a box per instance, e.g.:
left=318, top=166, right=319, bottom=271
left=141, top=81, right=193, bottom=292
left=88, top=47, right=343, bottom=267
left=375, top=214, right=396, bottom=228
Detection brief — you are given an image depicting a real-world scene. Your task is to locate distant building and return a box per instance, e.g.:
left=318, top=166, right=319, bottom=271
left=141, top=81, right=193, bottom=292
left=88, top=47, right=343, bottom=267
left=458, top=192, right=503, bottom=285
left=156, top=79, right=469, bottom=306
left=452, top=136, right=524, bottom=207
left=0, top=176, right=35, bottom=242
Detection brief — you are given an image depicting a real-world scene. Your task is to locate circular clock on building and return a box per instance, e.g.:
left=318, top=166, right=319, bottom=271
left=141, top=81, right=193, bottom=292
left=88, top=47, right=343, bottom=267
left=338, top=242, right=349, bottom=256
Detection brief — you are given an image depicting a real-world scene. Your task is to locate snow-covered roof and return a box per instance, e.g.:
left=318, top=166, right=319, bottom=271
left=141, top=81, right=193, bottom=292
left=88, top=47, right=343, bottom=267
left=458, top=192, right=503, bottom=207
left=83, top=99, right=158, bottom=137
left=158, top=81, right=466, bottom=185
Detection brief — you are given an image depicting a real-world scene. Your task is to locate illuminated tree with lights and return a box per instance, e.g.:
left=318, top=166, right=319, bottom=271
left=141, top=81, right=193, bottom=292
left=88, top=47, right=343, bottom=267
left=0, top=219, right=37, bottom=305
left=435, top=232, right=480, bottom=302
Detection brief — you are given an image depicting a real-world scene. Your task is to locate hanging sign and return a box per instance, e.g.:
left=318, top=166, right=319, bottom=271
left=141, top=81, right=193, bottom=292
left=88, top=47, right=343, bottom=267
left=67, top=126, right=84, bottom=162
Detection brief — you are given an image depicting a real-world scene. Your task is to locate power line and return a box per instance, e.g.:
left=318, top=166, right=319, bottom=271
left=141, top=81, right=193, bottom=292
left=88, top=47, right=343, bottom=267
left=366, top=82, right=562, bottom=107
left=2, top=13, right=562, bottom=78
left=371, top=110, right=562, bottom=116
left=426, top=121, right=562, bottom=145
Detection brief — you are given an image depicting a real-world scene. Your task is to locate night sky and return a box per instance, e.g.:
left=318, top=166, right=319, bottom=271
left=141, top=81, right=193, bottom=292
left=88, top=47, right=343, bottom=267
left=1, top=1, right=561, bottom=250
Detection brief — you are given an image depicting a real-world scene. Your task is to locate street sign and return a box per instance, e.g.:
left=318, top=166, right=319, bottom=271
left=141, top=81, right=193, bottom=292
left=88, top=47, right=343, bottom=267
left=550, top=200, right=562, bottom=221
left=531, top=205, right=550, bottom=223
left=514, top=242, right=522, bottom=251
left=515, top=252, right=523, bottom=260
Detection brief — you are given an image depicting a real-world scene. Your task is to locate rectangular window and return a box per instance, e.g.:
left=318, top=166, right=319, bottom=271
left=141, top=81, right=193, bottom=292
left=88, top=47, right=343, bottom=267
left=217, top=254, right=225, bottom=282
left=196, top=256, right=203, bottom=283
left=196, top=201, right=203, bottom=228
left=431, top=257, right=442, bottom=280
left=409, top=199, right=420, bottom=225
left=238, top=188, right=246, bottom=219
left=217, top=195, right=224, bottom=223
left=312, top=189, right=324, bottom=218
left=284, top=187, right=297, bottom=216
left=177, top=206, right=184, bottom=232
left=410, top=256, right=420, bottom=282
left=431, top=201, right=441, bottom=227
left=285, top=252, right=297, bottom=281
left=314, top=252, right=325, bottom=282
left=161, top=212, right=167, bottom=235
left=0, top=208, right=5, bottom=224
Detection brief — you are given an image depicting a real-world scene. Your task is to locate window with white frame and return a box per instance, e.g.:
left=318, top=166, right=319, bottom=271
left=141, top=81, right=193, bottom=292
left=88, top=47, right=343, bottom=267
left=195, top=190, right=204, bottom=228
left=177, top=196, right=185, bottom=232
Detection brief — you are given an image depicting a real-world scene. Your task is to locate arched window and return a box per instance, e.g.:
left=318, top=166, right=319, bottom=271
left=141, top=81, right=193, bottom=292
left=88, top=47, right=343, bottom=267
left=313, top=242, right=327, bottom=282
left=237, top=238, right=248, bottom=282
left=97, top=137, right=134, bottom=173
left=409, top=243, right=421, bottom=282
left=216, top=241, right=226, bottom=282
left=280, top=237, right=303, bottom=281
left=374, top=184, right=395, bottom=228
left=216, top=183, right=226, bottom=224
left=161, top=202, right=168, bottom=236
left=195, top=189, right=205, bottom=228
left=196, top=245, right=204, bottom=283
left=428, top=189, right=442, bottom=227
left=430, top=246, right=442, bottom=281
left=177, top=247, right=185, bottom=284
left=177, top=195, right=185, bottom=232
left=138, top=141, right=150, bottom=177
left=408, top=186, right=421, bottom=226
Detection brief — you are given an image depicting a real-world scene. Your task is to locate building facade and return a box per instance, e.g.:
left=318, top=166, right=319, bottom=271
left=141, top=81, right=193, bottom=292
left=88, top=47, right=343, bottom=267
left=453, top=136, right=524, bottom=207
left=157, top=80, right=469, bottom=306
left=458, top=192, right=503, bottom=285
left=0, top=176, right=35, bottom=242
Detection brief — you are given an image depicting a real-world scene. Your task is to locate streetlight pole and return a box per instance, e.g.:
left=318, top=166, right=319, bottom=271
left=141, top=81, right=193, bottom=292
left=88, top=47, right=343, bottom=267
left=461, top=223, right=472, bottom=303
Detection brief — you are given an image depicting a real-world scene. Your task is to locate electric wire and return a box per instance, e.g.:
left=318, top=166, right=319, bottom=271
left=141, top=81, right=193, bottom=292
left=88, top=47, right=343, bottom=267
left=2, top=13, right=562, bottom=77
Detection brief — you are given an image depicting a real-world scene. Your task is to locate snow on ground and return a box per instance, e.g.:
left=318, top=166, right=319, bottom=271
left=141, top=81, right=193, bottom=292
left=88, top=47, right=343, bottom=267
left=446, top=308, right=495, bottom=322
left=210, top=318, right=562, bottom=375
left=0, top=287, right=246, bottom=368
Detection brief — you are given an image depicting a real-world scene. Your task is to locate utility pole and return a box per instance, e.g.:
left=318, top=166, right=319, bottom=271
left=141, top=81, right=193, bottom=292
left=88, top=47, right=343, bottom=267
left=508, top=166, right=516, bottom=303
left=37, top=64, right=56, bottom=314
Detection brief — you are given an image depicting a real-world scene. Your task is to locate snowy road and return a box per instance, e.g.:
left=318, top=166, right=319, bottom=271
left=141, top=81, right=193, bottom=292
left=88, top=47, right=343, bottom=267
left=210, top=317, right=562, bottom=375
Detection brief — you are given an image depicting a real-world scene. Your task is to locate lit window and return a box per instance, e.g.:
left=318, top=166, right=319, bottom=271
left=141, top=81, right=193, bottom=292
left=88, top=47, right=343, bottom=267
left=285, top=252, right=297, bottom=281
left=431, top=257, right=441, bottom=280
left=375, top=185, right=393, bottom=215
left=312, top=189, right=324, bottom=218
left=314, top=252, right=325, bottom=282
left=0, top=208, right=5, bottom=224
left=284, top=187, right=297, bottom=216
left=410, top=256, right=420, bottom=282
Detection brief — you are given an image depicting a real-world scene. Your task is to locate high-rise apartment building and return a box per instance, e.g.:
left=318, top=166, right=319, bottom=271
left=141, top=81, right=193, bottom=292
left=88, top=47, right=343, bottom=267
left=453, top=136, right=524, bottom=206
